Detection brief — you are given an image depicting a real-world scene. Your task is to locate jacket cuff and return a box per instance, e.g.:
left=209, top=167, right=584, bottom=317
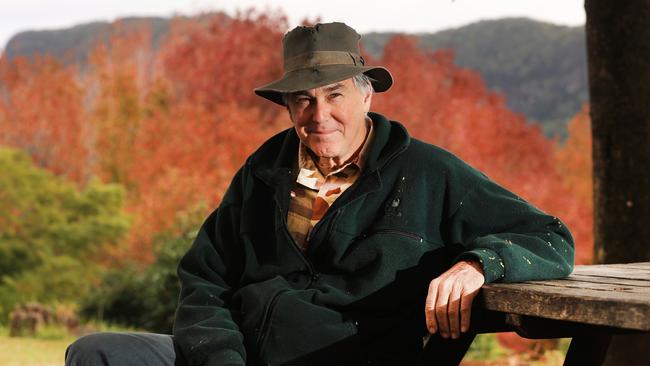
left=456, top=248, right=505, bottom=283
left=203, top=349, right=245, bottom=366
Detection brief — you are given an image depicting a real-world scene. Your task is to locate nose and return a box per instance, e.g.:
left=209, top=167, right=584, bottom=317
left=311, top=99, right=330, bottom=123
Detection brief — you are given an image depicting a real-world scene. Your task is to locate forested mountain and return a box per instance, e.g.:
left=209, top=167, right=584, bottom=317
left=364, top=18, right=588, bottom=137
left=2, top=17, right=170, bottom=65
left=2, top=17, right=587, bottom=137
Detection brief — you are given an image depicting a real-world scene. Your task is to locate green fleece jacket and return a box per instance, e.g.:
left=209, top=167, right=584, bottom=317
left=173, top=112, right=574, bottom=366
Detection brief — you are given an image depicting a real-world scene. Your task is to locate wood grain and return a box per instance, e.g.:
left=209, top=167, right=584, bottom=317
left=476, top=263, right=650, bottom=331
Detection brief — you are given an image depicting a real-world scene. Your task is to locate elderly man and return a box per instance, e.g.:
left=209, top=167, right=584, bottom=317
left=66, top=22, right=573, bottom=366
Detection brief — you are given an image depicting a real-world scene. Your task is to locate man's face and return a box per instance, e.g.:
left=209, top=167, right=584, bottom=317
left=287, top=78, right=372, bottom=163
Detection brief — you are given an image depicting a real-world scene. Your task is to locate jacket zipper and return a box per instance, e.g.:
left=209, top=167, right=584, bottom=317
left=255, top=289, right=287, bottom=352
left=306, top=208, right=342, bottom=244
left=274, top=195, right=317, bottom=280
left=320, top=209, right=342, bottom=247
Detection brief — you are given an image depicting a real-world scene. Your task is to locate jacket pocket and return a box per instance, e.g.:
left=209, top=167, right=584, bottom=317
left=232, top=276, right=291, bottom=357
left=361, top=228, right=424, bottom=243
left=257, top=291, right=362, bottom=365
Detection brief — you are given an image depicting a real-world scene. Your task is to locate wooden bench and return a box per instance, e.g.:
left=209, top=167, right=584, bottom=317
left=470, top=262, right=650, bottom=365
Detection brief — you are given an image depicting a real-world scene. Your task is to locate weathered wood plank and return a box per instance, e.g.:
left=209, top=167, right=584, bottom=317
left=487, top=281, right=650, bottom=301
left=572, top=266, right=650, bottom=280
left=476, top=263, right=650, bottom=331
left=575, top=268, right=650, bottom=280
left=566, top=274, right=650, bottom=288
left=595, top=262, right=650, bottom=270
left=478, top=285, right=650, bottom=331
left=518, top=279, right=650, bottom=294
left=571, top=271, right=650, bottom=281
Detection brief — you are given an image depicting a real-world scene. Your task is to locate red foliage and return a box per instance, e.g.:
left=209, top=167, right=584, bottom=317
left=117, top=11, right=289, bottom=262
left=554, top=107, right=593, bottom=264
left=0, top=56, right=88, bottom=183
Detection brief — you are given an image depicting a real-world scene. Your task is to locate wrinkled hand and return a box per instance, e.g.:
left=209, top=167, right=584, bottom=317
left=425, top=260, right=485, bottom=339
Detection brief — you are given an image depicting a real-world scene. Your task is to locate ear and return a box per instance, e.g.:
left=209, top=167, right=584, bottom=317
left=363, top=92, right=373, bottom=113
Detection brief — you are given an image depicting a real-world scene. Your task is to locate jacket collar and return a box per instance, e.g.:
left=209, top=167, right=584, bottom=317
left=250, top=112, right=410, bottom=187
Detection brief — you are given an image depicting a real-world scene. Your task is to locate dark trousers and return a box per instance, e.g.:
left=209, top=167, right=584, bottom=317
left=65, top=331, right=475, bottom=366
left=65, top=332, right=180, bottom=366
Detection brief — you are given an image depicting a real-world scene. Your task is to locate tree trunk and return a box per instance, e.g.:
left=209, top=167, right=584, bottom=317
left=585, top=0, right=650, bottom=364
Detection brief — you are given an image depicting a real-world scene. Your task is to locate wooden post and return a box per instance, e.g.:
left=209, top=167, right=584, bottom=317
left=585, top=0, right=650, bottom=364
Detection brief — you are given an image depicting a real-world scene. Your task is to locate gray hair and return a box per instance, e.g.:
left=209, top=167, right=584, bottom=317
left=352, top=73, right=374, bottom=96
left=282, top=73, right=374, bottom=105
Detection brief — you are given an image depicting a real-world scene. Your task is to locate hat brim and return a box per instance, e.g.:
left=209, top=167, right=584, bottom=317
left=254, top=65, right=392, bottom=106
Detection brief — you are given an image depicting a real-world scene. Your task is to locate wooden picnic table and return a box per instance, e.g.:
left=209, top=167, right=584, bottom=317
left=473, top=262, right=650, bottom=365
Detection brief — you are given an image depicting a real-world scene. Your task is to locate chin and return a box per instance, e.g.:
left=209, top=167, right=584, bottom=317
left=309, top=145, right=339, bottom=159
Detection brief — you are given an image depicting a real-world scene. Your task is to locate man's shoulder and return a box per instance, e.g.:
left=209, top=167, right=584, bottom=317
left=403, top=137, right=482, bottom=177
left=246, top=128, right=297, bottom=168
left=371, top=112, right=487, bottom=184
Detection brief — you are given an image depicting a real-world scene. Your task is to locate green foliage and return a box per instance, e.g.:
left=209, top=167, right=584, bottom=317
left=80, top=205, right=204, bottom=332
left=33, top=324, right=69, bottom=340
left=0, top=146, right=130, bottom=322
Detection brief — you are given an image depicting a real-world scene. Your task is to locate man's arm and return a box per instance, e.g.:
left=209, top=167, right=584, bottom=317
left=425, top=175, right=574, bottom=339
left=173, top=168, right=247, bottom=366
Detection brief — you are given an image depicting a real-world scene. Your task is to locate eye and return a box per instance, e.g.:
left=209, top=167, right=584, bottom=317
left=294, top=97, right=310, bottom=105
left=329, top=93, right=343, bottom=100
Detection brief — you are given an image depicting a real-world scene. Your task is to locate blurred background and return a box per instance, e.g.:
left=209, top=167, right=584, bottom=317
left=0, top=1, right=589, bottom=365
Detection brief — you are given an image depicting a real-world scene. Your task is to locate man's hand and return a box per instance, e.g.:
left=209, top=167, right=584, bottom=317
left=425, top=259, right=485, bottom=339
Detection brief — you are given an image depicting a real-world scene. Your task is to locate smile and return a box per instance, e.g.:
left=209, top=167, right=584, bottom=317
left=309, top=130, right=338, bottom=135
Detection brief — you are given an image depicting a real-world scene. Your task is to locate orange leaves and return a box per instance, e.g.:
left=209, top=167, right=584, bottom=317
left=554, top=107, right=593, bottom=264
left=162, top=10, right=287, bottom=112
left=115, top=12, right=289, bottom=261
left=0, top=56, right=88, bottom=183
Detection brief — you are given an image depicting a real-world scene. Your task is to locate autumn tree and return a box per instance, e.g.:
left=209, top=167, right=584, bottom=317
left=554, top=107, right=593, bottom=264
left=0, top=56, right=88, bottom=184
left=86, top=20, right=157, bottom=186
left=117, top=11, right=289, bottom=261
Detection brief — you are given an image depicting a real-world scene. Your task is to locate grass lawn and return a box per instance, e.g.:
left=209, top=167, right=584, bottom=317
left=0, top=334, right=73, bottom=366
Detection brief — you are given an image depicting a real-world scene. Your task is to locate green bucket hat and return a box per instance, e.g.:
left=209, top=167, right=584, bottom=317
left=254, top=22, right=393, bottom=106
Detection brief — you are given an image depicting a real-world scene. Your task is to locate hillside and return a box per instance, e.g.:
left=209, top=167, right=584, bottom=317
left=2, top=17, right=587, bottom=137
left=364, top=18, right=588, bottom=137
left=2, top=17, right=170, bottom=66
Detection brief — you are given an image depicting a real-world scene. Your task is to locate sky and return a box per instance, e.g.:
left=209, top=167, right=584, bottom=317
left=0, top=0, right=586, bottom=51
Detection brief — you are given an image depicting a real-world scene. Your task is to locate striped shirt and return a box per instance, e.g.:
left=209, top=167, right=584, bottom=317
left=287, top=119, right=374, bottom=250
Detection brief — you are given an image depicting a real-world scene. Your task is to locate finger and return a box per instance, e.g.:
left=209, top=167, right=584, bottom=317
left=460, top=289, right=476, bottom=333
left=435, top=282, right=451, bottom=338
left=448, top=284, right=462, bottom=339
left=425, top=280, right=439, bottom=334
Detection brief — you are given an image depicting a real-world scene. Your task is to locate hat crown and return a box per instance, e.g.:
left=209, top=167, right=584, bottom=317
left=282, top=22, right=361, bottom=62
left=254, top=22, right=392, bottom=105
